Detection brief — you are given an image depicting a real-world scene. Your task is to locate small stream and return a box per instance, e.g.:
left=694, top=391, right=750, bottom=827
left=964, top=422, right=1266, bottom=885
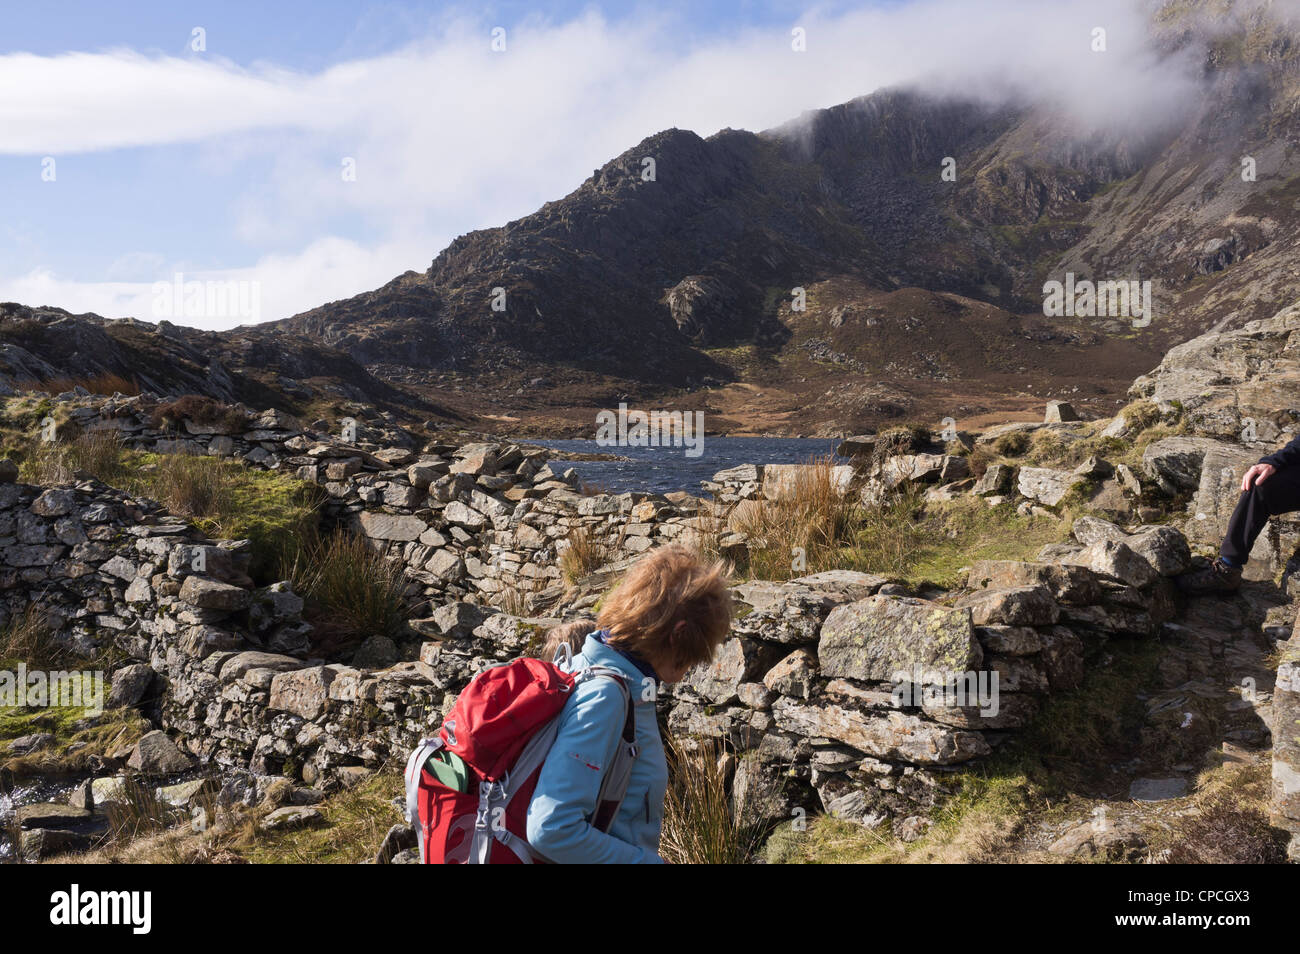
left=0, top=776, right=83, bottom=862
left=0, top=767, right=211, bottom=863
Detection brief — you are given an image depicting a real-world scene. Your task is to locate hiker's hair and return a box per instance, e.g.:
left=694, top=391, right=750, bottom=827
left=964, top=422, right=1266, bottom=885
left=597, top=545, right=731, bottom=671
left=540, top=618, right=596, bottom=662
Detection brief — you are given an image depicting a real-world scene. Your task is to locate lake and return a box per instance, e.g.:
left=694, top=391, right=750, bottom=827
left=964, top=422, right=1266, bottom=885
left=536, top=437, right=844, bottom=495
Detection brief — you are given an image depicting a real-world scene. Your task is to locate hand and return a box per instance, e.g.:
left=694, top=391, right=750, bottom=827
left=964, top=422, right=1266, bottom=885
left=1241, top=463, right=1276, bottom=492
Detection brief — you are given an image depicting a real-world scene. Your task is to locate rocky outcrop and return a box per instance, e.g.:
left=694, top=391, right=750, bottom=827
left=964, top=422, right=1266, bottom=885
left=1274, top=624, right=1300, bottom=861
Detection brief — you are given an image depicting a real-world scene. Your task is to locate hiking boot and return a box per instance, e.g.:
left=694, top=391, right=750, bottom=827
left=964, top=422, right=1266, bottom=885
left=1175, top=559, right=1243, bottom=595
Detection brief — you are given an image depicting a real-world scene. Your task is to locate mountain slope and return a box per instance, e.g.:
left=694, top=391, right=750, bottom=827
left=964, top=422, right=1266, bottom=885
left=264, top=4, right=1300, bottom=435
left=0, top=302, right=457, bottom=424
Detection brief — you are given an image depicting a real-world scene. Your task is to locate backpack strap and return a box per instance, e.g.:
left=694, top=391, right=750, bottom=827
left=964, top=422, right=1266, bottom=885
left=403, top=737, right=445, bottom=863
left=472, top=714, right=566, bottom=863
left=577, top=666, right=639, bottom=833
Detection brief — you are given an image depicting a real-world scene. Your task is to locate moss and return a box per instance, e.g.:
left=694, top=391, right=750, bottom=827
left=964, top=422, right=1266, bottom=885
left=1056, top=477, right=1099, bottom=513
left=901, top=500, right=1067, bottom=587
left=0, top=701, right=147, bottom=779
left=125, top=452, right=323, bottom=582
left=765, top=771, right=1033, bottom=864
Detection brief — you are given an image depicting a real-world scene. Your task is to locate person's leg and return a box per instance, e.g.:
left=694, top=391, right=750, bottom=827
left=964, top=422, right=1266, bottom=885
left=1180, top=464, right=1300, bottom=594
left=1221, top=465, right=1300, bottom=567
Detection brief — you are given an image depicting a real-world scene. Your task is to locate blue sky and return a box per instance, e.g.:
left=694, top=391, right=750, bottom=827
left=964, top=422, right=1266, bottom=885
left=0, top=0, right=1172, bottom=328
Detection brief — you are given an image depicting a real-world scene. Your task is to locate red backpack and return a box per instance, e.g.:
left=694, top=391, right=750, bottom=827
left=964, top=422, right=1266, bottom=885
left=403, top=651, right=637, bottom=864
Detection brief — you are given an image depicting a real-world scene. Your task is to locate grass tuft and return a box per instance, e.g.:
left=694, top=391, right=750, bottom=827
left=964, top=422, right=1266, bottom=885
left=660, top=736, right=767, bottom=865
left=284, top=532, right=410, bottom=651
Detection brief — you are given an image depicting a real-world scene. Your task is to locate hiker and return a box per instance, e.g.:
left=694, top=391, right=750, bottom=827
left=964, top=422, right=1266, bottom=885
left=526, top=544, right=732, bottom=863
left=1177, top=435, right=1300, bottom=594
left=539, top=617, right=597, bottom=661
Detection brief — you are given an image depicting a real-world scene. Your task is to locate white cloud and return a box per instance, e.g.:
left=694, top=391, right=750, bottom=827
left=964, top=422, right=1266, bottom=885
left=2, top=235, right=438, bottom=331
left=0, top=0, right=1219, bottom=328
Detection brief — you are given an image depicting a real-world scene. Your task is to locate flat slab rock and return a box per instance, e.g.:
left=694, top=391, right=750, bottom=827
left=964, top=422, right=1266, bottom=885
left=259, top=806, right=324, bottom=832
left=1128, top=777, right=1189, bottom=801
left=16, top=803, right=92, bottom=830
left=818, top=594, right=982, bottom=683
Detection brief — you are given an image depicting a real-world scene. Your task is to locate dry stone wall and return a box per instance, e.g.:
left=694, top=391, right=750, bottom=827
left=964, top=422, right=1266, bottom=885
left=0, top=389, right=1224, bottom=829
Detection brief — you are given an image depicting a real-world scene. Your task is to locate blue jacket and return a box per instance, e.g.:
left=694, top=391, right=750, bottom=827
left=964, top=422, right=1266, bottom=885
left=525, top=633, right=667, bottom=863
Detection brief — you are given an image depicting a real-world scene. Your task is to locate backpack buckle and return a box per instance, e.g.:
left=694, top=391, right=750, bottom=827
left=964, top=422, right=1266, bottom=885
left=475, top=779, right=506, bottom=831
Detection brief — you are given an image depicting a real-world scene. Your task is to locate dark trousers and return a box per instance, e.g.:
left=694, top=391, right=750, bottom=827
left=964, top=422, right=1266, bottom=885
left=1222, top=465, right=1300, bottom=565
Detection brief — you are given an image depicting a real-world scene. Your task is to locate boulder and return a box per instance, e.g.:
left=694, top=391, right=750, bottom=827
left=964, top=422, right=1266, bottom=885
left=408, top=461, right=447, bottom=489
left=1272, top=634, right=1300, bottom=851
left=178, top=575, right=251, bottom=612
left=31, top=488, right=77, bottom=517
left=712, top=463, right=763, bottom=483
left=1044, top=400, right=1080, bottom=423
left=1115, top=463, right=1143, bottom=496
left=269, top=666, right=336, bottom=720
left=352, top=635, right=399, bottom=669
left=219, top=651, right=304, bottom=683
left=922, top=692, right=1039, bottom=730
left=7, top=732, right=54, bottom=755
left=975, top=625, right=1044, bottom=656
left=357, top=511, right=426, bottom=542
left=259, top=806, right=324, bottom=832
left=1068, top=539, right=1159, bottom=588
left=1073, top=455, right=1113, bottom=479
left=444, top=501, right=487, bottom=530
left=1017, top=467, right=1086, bottom=507
left=954, top=585, right=1059, bottom=627
left=1048, top=817, right=1146, bottom=860
left=15, top=802, right=90, bottom=830
left=732, top=756, right=797, bottom=828
left=1071, top=515, right=1127, bottom=546
left=685, top=638, right=769, bottom=705
left=375, top=823, right=419, bottom=863
left=787, top=570, right=890, bottom=602
left=835, top=436, right=876, bottom=459
left=20, top=828, right=91, bottom=861
left=107, top=664, right=155, bottom=708
left=762, top=463, right=853, bottom=501
left=1141, top=436, right=1222, bottom=492
left=966, top=560, right=1102, bottom=606
left=1125, top=526, right=1191, bottom=576
left=973, top=463, right=1014, bottom=496
left=127, top=730, right=194, bottom=775
left=450, top=443, right=499, bottom=475
left=425, top=549, right=466, bottom=582
left=155, top=778, right=218, bottom=808
left=762, top=648, right=819, bottom=699
left=1039, top=626, right=1085, bottom=691
left=818, top=596, right=981, bottom=683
